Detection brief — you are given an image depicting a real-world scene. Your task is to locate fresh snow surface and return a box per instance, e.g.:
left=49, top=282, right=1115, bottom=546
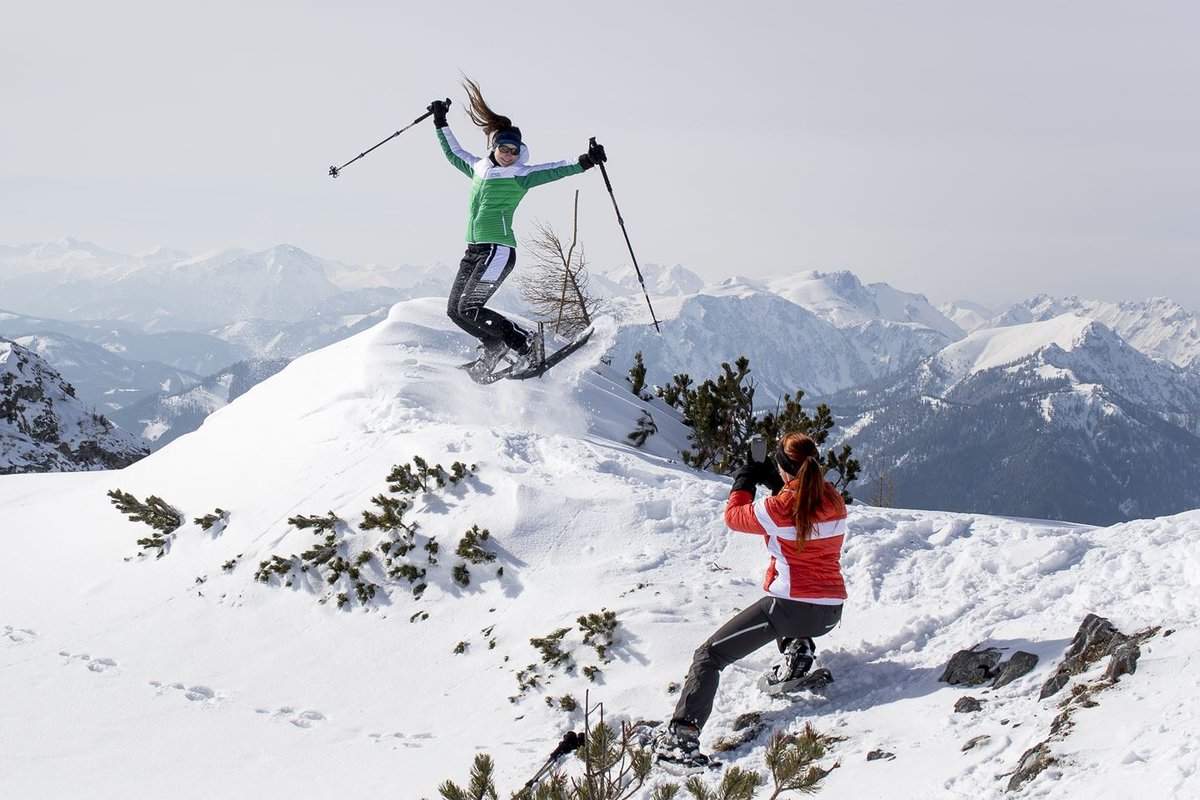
left=2, top=298, right=1198, bottom=799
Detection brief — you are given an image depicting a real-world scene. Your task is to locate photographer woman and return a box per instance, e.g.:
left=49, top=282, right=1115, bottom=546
left=655, top=431, right=849, bottom=770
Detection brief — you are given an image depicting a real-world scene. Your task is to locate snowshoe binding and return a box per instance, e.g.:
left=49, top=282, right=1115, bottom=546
left=759, top=637, right=834, bottom=696
left=461, top=340, right=513, bottom=384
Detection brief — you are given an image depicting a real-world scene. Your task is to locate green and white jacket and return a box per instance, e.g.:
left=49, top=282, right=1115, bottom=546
left=437, top=125, right=583, bottom=248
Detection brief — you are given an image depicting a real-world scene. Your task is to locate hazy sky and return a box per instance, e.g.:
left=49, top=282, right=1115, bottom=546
left=4, top=1, right=1198, bottom=310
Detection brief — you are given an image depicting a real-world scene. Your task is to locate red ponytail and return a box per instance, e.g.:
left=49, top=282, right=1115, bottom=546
left=778, top=433, right=824, bottom=545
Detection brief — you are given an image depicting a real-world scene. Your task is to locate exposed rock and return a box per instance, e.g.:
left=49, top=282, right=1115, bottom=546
left=867, top=749, right=896, bottom=762
left=1039, top=673, right=1071, bottom=700
left=1039, top=614, right=1155, bottom=698
left=713, top=712, right=763, bottom=752
left=1007, top=743, right=1056, bottom=792
left=1105, top=642, right=1141, bottom=681
left=954, top=696, right=983, bottom=713
left=940, top=647, right=1003, bottom=685
left=991, top=651, right=1039, bottom=688
left=732, top=711, right=762, bottom=731
left=961, top=735, right=990, bottom=752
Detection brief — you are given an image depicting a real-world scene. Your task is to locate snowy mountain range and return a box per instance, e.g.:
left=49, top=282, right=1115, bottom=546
left=4, top=239, right=1200, bottom=526
left=987, top=294, right=1200, bottom=368
left=11, top=332, right=203, bottom=414
left=108, top=357, right=290, bottom=447
left=0, top=238, right=439, bottom=331
left=1, top=299, right=1197, bottom=799
left=604, top=270, right=960, bottom=400
left=0, top=337, right=148, bottom=473
left=836, top=315, right=1200, bottom=523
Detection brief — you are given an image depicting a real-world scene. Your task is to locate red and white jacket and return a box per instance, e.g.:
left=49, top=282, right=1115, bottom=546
left=724, top=481, right=848, bottom=603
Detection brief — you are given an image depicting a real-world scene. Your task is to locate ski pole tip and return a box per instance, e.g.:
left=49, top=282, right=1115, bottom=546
left=328, top=166, right=340, bottom=178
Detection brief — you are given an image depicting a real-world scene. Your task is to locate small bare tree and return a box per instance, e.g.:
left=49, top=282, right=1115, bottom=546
left=865, top=452, right=897, bottom=508
left=519, top=190, right=601, bottom=337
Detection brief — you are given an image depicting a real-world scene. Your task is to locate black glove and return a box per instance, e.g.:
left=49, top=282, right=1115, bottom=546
left=578, top=140, right=607, bottom=170
left=731, top=462, right=758, bottom=495
left=755, top=458, right=785, bottom=494
left=428, top=98, right=451, bottom=128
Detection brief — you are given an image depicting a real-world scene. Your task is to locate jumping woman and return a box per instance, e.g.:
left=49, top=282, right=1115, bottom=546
left=428, top=79, right=606, bottom=378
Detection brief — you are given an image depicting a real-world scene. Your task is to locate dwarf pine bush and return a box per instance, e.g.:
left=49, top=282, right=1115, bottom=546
left=108, top=489, right=184, bottom=557
left=578, top=610, right=619, bottom=663
left=433, top=718, right=839, bottom=800
left=638, top=354, right=861, bottom=499
left=194, top=508, right=229, bottom=531
left=252, top=454, right=500, bottom=610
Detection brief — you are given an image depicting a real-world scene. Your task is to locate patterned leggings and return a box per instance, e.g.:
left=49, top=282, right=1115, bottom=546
left=446, top=242, right=528, bottom=350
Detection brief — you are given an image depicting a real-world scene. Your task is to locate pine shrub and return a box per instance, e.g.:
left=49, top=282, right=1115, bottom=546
left=457, top=525, right=498, bottom=564
left=194, top=508, right=229, bottom=531
left=108, top=489, right=183, bottom=535
left=644, top=355, right=861, bottom=498
left=108, top=489, right=184, bottom=557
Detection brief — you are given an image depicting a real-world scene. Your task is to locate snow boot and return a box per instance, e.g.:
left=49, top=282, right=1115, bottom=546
left=652, top=721, right=713, bottom=774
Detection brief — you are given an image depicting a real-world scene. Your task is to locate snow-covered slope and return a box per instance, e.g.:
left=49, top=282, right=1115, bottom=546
left=0, top=308, right=245, bottom=375
left=0, top=338, right=148, bottom=473
left=1, top=300, right=1198, bottom=799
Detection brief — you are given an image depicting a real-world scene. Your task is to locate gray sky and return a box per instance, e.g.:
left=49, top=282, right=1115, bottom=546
left=4, top=0, right=1198, bottom=310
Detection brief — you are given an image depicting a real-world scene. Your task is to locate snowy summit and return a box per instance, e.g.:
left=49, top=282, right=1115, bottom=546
left=1, top=298, right=1198, bottom=799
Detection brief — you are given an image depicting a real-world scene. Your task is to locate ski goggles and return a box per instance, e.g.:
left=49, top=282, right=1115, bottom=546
left=496, top=144, right=520, bottom=156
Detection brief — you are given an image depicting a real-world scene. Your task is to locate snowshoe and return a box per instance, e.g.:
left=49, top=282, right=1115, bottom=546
left=507, top=326, right=593, bottom=381
left=759, top=667, right=834, bottom=697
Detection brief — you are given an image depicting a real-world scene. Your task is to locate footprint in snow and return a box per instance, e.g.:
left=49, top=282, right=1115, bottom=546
left=150, top=681, right=218, bottom=703
left=255, top=706, right=326, bottom=729
left=368, top=731, right=433, bottom=748
left=3, top=625, right=38, bottom=644
left=59, top=652, right=118, bottom=673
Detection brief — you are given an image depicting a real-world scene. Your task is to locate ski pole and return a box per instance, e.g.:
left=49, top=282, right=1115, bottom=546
left=590, top=137, right=662, bottom=333
left=523, top=730, right=585, bottom=790
left=328, top=100, right=448, bottom=178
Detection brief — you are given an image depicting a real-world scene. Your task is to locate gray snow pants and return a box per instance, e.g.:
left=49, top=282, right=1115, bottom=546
left=672, top=596, right=843, bottom=730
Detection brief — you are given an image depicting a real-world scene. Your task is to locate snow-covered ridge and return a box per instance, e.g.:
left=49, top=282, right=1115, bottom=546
left=0, top=299, right=1198, bottom=798
left=935, top=313, right=1097, bottom=379
left=992, top=294, right=1200, bottom=368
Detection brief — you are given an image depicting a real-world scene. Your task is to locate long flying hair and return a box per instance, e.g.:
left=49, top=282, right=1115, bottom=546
left=779, top=432, right=825, bottom=545
left=461, top=76, right=514, bottom=143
